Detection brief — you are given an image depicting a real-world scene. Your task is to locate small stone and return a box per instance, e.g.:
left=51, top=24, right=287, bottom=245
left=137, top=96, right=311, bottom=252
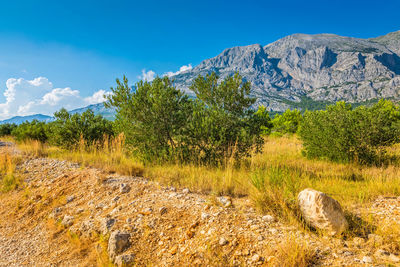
left=76, top=208, right=84, bottom=214
left=66, top=195, right=75, bottom=203
left=201, top=212, right=210, bottom=220
left=217, top=196, right=232, bottom=207
left=219, top=237, right=228, bottom=246
left=252, top=254, right=261, bottom=262
left=374, top=249, right=390, bottom=257
left=112, top=196, right=120, bottom=202
left=389, top=254, right=400, bottom=263
left=362, top=256, right=373, bottom=263
left=114, top=253, right=135, bottom=266
left=262, top=215, right=275, bottom=223
left=159, top=207, right=167, bottom=215
left=61, top=215, right=74, bottom=227
left=120, top=183, right=131, bottom=193
left=182, top=188, right=190, bottom=194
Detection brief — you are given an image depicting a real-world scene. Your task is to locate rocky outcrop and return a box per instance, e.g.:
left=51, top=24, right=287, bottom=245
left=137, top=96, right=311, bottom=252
left=297, top=188, right=348, bottom=235
left=171, top=31, right=400, bottom=111
left=108, top=231, right=131, bottom=260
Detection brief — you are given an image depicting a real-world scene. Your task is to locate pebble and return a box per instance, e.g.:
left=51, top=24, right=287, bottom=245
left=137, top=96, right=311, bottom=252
left=219, top=237, right=228, bottom=246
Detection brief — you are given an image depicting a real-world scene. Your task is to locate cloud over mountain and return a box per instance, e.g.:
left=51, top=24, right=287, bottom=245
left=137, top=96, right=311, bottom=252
left=0, top=77, right=108, bottom=120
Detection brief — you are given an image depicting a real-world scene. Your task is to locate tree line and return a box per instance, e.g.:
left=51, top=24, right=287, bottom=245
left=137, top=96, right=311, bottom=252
left=1, top=72, right=400, bottom=166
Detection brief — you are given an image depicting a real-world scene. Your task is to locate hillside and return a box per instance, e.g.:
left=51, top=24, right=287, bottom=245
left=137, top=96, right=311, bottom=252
left=171, top=31, right=400, bottom=111
left=1, top=138, right=400, bottom=266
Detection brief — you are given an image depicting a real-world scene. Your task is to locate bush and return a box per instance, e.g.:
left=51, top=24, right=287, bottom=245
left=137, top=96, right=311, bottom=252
left=271, top=109, right=302, bottom=135
left=106, top=76, right=192, bottom=163
left=187, top=72, right=271, bottom=164
left=106, top=73, right=272, bottom=165
left=0, top=123, right=17, bottom=137
left=298, top=100, right=400, bottom=165
left=48, top=108, right=114, bottom=149
left=11, top=120, right=48, bottom=142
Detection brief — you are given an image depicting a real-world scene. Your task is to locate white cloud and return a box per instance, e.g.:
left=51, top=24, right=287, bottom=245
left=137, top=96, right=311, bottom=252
left=84, top=89, right=111, bottom=104
left=0, top=77, right=110, bottom=120
left=138, top=69, right=156, bottom=82
left=163, top=64, right=193, bottom=77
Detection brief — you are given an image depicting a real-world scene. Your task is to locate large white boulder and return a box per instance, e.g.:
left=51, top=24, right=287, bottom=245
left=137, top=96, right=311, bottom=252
left=297, top=188, right=348, bottom=235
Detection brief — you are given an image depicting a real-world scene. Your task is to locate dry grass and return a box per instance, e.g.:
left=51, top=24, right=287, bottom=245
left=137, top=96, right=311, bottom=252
left=14, top=135, right=400, bottom=228
left=0, top=147, right=22, bottom=192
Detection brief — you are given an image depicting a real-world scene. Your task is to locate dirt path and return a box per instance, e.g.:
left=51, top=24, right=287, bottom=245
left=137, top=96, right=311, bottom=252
left=0, top=149, right=399, bottom=266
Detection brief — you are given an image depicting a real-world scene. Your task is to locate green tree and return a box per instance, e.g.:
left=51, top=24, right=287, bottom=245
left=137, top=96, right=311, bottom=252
left=271, top=109, right=302, bottom=135
left=49, top=108, right=113, bottom=149
left=0, top=123, right=17, bottom=137
left=299, top=100, right=400, bottom=165
left=187, top=72, right=271, bottom=164
left=11, top=120, right=48, bottom=142
left=105, top=75, right=192, bottom=163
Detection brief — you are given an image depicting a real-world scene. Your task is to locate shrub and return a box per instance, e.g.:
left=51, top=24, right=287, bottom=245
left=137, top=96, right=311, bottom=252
left=106, top=76, right=193, bottom=163
left=298, top=100, right=400, bottom=165
left=271, top=109, right=302, bottom=135
left=11, top=120, right=48, bottom=142
left=0, top=123, right=17, bottom=137
left=106, top=73, right=272, bottom=165
left=187, top=72, right=271, bottom=164
left=48, top=108, right=114, bottom=149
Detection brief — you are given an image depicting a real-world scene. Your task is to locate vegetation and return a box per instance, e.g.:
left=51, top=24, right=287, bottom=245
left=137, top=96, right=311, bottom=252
left=299, top=100, right=400, bottom=165
left=271, top=108, right=302, bottom=135
left=48, top=108, right=113, bottom=149
left=106, top=72, right=271, bottom=165
left=0, top=123, right=17, bottom=137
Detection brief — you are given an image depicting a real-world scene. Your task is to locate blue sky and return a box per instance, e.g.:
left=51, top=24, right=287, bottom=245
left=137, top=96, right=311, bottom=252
left=0, top=0, right=398, bottom=119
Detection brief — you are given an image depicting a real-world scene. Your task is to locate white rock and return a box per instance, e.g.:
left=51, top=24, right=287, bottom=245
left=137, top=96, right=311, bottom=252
left=219, top=237, right=228, bottom=246
left=297, top=188, right=348, bottom=235
left=262, top=214, right=275, bottom=223
left=182, top=188, right=190, bottom=194
left=362, top=256, right=373, bottom=263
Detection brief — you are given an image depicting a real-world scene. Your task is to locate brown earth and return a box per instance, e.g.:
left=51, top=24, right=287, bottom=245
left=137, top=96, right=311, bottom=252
left=0, top=148, right=399, bottom=266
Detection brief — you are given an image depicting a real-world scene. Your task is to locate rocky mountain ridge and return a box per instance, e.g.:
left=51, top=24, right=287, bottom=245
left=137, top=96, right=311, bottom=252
left=171, top=31, right=400, bottom=111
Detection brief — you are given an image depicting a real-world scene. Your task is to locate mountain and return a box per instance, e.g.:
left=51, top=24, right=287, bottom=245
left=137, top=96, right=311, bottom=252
left=69, top=103, right=115, bottom=120
left=171, top=31, right=400, bottom=111
left=0, top=103, right=115, bottom=124
left=0, top=114, right=54, bottom=125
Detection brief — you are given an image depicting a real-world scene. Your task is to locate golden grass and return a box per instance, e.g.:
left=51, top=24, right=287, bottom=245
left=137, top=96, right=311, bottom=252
left=15, top=135, right=400, bottom=221
left=0, top=147, right=22, bottom=192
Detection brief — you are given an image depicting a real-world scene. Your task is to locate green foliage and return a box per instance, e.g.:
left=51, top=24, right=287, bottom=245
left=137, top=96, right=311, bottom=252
left=106, top=75, right=192, bottom=163
left=106, top=72, right=272, bottom=165
left=48, top=108, right=114, bottom=149
left=11, top=120, right=48, bottom=142
left=271, top=109, right=302, bottom=135
left=0, top=123, right=17, bottom=137
left=187, top=72, right=271, bottom=164
left=299, top=100, right=400, bottom=165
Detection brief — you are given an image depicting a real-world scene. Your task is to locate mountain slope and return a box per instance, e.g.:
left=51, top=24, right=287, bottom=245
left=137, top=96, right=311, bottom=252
left=171, top=31, right=400, bottom=111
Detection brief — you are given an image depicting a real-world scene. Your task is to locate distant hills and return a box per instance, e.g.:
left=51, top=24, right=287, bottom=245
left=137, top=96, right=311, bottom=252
left=0, top=103, right=115, bottom=125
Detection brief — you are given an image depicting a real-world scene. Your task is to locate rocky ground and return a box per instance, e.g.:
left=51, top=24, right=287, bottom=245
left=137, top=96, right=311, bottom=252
left=0, top=148, right=399, bottom=266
